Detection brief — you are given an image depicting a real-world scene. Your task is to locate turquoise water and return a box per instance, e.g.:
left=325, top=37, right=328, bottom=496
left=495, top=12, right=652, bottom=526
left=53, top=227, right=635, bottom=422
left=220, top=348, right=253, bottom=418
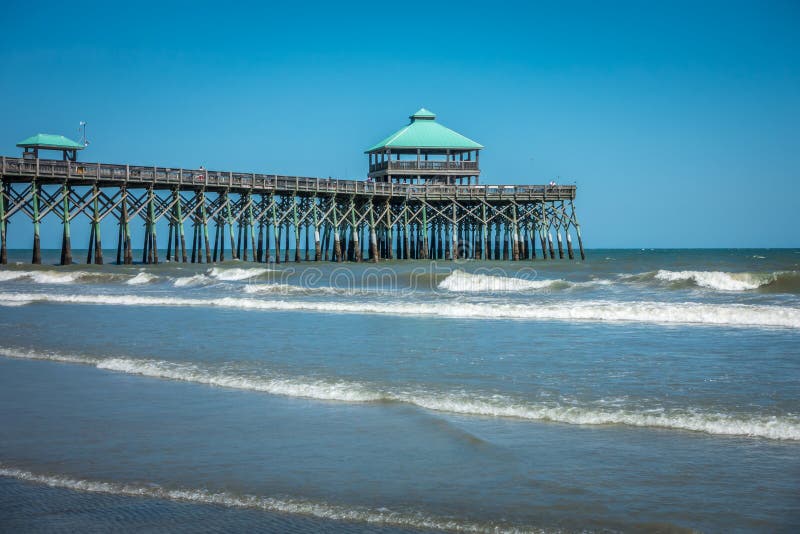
left=1, top=249, right=799, bottom=532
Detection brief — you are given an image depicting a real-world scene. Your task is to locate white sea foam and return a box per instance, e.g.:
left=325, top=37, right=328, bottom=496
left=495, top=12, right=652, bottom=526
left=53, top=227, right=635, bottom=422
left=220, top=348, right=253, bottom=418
left=0, top=465, right=530, bottom=533
left=209, top=267, right=270, bottom=281
left=0, top=271, right=28, bottom=282
left=439, top=270, right=562, bottom=292
left=2, top=347, right=799, bottom=440
left=1, top=291, right=798, bottom=329
left=243, top=284, right=344, bottom=296
left=173, top=274, right=211, bottom=287
left=654, top=270, right=776, bottom=291
left=126, top=272, right=159, bottom=285
left=0, top=270, right=94, bottom=284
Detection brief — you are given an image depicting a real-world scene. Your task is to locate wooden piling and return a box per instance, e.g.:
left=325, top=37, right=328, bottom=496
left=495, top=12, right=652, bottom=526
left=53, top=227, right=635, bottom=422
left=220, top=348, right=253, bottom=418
left=226, top=193, right=237, bottom=260
left=166, top=218, right=173, bottom=262
left=175, top=191, right=187, bottom=263
left=202, top=192, right=212, bottom=263
left=87, top=220, right=95, bottom=264
left=566, top=229, right=575, bottom=260
left=313, top=199, right=321, bottom=261
left=93, top=187, right=103, bottom=264
left=283, top=220, right=290, bottom=263
left=368, top=200, right=378, bottom=262
left=293, top=199, right=301, bottom=262
left=31, top=181, right=41, bottom=264
left=60, top=184, right=72, bottom=265
left=0, top=179, right=6, bottom=265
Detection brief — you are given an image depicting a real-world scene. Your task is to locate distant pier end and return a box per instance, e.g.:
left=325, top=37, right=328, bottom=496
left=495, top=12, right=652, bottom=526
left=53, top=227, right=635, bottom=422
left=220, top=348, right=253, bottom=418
left=0, top=112, right=584, bottom=265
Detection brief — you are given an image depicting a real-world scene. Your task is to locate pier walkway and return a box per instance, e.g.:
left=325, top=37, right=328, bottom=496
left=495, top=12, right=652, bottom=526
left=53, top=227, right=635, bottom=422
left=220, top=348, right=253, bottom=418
left=0, top=156, right=584, bottom=265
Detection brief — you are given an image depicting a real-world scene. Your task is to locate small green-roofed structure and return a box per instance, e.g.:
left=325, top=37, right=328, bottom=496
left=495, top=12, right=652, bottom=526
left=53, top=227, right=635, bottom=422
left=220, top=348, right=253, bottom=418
left=17, top=133, right=85, bottom=161
left=366, top=109, right=483, bottom=185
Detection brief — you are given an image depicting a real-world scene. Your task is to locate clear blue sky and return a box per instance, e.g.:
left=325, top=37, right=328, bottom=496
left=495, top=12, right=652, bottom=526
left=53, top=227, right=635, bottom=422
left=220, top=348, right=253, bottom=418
left=1, top=0, right=798, bottom=248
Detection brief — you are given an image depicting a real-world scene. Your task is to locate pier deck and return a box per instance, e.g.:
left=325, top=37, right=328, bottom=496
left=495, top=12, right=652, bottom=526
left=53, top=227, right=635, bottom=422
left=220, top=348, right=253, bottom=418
left=0, top=156, right=584, bottom=265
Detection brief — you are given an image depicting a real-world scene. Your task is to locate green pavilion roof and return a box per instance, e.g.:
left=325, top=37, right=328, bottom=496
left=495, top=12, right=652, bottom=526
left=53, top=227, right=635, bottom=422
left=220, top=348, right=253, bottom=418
left=17, top=133, right=85, bottom=150
left=365, top=108, right=483, bottom=152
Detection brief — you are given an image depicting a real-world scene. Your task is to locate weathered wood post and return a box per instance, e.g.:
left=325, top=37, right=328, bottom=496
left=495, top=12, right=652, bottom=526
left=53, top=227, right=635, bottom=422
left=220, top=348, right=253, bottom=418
left=0, top=179, right=7, bottom=265
left=511, top=205, right=519, bottom=261
left=93, top=187, right=103, bottom=264
left=566, top=228, right=575, bottom=260
left=313, top=197, right=321, bottom=261
left=284, top=220, right=290, bottom=263
left=166, top=215, right=173, bottom=262
left=401, top=201, right=409, bottom=260
left=123, top=195, right=133, bottom=265
left=332, top=200, right=342, bottom=262
left=494, top=221, right=501, bottom=261
left=368, top=199, right=378, bottom=262
left=293, top=198, right=301, bottom=262
left=248, top=197, right=256, bottom=263
left=175, top=190, right=187, bottom=263
left=202, top=191, right=212, bottom=263
left=237, top=207, right=244, bottom=261
left=213, top=218, right=220, bottom=262
left=60, top=183, right=72, bottom=265
left=31, top=180, right=41, bottom=264
left=451, top=203, right=458, bottom=260
left=226, top=192, right=237, bottom=260
left=149, top=188, right=159, bottom=264
left=190, top=218, right=198, bottom=264
left=271, top=197, right=281, bottom=263
left=576, top=224, right=585, bottom=261
left=385, top=200, right=393, bottom=260
left=557, top=228, right=564, bottom=259
left=304, top=222, right=310, bottom=261
left=283, top=219, right=292, bottom=263
left=219, top=216, right=226, bottom=262
left=349, top=196, right=360, bottom=262
left=481, top=205, right=488, bottom=260
left=420, top=204, right=429, bottom=259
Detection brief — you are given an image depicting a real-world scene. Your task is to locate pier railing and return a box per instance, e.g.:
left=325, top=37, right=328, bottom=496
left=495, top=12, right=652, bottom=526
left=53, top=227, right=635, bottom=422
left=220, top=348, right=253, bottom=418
left=369, top=160, right=479, bottom=173
left=0, top=156, right=575, bottom=201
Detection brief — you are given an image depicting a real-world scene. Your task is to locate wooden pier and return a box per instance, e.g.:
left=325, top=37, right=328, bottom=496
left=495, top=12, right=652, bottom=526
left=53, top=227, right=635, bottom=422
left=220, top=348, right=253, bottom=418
left=0, top=156, right=584, bottom=265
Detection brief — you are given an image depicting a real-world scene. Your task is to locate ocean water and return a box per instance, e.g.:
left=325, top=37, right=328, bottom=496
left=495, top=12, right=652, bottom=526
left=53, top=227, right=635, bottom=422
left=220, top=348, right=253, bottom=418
left=0, top=248, right=798, bottom=533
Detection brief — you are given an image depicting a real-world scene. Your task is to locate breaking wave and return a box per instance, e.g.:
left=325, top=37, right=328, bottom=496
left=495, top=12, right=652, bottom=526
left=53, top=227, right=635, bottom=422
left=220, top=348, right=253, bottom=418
left=2, top=347, right=798, bottom=440
left=0, top=465, right=530, bottom=533
left=654, top=270, right=780, bottom=291
left=438, top=270, right=564, bottom=292
left=125, top=272, right=159, bottom=285
left=173, top=274, right=211, bottom=287
left=208, top=267, right=270, bottom=281
left=1, top=291, right=798, bottom=329
left=0, top=270, right=113, bottom=285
